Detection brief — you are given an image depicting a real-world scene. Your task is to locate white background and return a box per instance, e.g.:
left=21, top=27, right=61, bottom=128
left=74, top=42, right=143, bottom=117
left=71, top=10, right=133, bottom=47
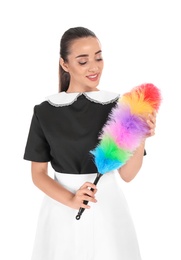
left=0, top=0, right=180, bottom=259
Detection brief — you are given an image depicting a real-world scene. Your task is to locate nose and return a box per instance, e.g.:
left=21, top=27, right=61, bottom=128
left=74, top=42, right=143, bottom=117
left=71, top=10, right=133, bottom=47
left=88, top=61, right=99, bottom=72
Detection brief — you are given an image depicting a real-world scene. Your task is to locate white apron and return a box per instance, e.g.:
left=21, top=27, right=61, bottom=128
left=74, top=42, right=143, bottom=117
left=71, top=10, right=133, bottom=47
left=31, top=171, right=142, bottom=260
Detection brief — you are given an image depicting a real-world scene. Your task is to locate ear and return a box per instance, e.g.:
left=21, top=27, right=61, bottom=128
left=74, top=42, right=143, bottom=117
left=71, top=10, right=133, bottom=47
left=60, top=58, right=69, bottom=72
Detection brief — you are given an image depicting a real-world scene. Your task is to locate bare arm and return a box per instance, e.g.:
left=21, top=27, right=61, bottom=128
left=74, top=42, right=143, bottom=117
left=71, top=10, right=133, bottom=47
left=31, top=162, right=97, bottom=209
left=118, top=110, right=157, bottom=182
left=118, top=141, right=145, bottom=182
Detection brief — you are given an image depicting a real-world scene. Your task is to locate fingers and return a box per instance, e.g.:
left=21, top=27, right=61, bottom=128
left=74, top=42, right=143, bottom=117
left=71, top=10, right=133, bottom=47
left=146, top=110, right=157, bottom=137
left=79, top=182, right=97, bottom=199
left=74, top=182, right=98, bottom=209
left=80, top=182, right=97, bottom=192
left=147, top=110, right=156, bottom=124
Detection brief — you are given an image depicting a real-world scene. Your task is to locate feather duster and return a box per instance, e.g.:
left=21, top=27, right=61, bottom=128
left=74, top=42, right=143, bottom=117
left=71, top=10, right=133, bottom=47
left=75, top=83, right=162, bottom=220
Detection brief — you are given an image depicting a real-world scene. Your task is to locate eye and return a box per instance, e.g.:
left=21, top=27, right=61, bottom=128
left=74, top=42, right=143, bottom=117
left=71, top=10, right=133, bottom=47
left=95, top=53, right=103, bottom=62
left=79, top=61, right=87, bottom=65
left=96, top=58, right=103, bottom=62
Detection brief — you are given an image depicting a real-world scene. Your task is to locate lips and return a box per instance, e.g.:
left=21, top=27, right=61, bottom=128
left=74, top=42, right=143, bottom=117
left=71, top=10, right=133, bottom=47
left=86, top=74, right=99, bottom=81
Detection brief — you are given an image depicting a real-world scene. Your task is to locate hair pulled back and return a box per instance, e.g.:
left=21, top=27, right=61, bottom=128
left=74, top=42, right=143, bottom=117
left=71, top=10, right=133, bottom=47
left=59, top=27, right=97, bottom=92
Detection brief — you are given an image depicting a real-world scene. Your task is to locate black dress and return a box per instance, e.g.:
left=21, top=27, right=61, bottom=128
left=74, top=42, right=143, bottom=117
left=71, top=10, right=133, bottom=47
left=24, top=90, right=142, bottom=260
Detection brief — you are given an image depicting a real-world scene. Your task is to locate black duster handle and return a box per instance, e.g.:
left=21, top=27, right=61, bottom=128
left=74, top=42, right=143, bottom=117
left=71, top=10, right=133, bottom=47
left=75, top=173, right=102, bottom=220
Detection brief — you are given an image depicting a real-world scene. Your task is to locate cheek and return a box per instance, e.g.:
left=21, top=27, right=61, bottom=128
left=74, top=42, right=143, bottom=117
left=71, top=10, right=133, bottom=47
left=74, top=66, right=87, bottom=75
left=99, top=61, right=104, bottom=70
left=69, top=63, right=86, bottom=75
left=70, top=67, right=87, bottom=79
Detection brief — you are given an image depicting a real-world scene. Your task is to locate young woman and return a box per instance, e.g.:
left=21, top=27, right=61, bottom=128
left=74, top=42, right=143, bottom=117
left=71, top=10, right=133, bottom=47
left=24, top=26, right=156, bottom=260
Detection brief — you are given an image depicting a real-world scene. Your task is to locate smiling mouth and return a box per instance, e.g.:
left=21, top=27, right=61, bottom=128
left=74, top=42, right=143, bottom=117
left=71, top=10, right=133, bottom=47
left=87, top=74, right=99, bottom=80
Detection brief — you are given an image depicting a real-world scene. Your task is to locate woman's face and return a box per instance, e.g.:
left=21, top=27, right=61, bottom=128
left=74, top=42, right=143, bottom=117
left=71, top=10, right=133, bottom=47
left=60, top=36, right=104, bottom=92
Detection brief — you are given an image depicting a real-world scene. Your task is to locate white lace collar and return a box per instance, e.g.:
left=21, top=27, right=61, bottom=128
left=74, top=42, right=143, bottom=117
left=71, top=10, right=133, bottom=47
left=46, top=90, right=120, bottom=107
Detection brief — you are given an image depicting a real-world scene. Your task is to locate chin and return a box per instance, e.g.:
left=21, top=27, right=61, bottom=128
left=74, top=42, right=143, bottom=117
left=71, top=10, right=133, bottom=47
left=89, top=82, right=100, bottom=90
left=87, top=86, right=99, bottom=92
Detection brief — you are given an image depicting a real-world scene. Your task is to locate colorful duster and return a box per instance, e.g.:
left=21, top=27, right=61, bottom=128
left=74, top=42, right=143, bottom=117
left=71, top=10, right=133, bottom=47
left=91, top=83, right=162, bottom=174
left=76, top=83, right=162, bottom=220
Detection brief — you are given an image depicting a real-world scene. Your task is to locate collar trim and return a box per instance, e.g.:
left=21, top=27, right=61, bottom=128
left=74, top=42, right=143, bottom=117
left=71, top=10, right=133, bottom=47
left=46, top=91, right=120, bottom=107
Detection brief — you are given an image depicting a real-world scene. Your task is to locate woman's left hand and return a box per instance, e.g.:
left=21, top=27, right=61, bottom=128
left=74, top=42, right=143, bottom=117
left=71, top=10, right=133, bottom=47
left=146, top=110, right=157, bottom=137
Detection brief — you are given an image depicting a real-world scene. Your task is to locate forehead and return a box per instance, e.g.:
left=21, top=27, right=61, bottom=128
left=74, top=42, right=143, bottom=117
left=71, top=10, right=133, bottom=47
left=69, top=37, right=102, bottom=56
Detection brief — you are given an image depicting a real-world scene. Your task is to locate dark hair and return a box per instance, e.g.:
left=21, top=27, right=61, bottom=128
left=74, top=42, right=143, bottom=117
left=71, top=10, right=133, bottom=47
left=59, top=26, right=97, bottom=92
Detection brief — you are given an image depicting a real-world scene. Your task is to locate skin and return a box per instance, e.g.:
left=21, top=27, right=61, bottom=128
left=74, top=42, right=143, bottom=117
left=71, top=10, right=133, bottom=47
left=60, top=37, right=104, bottom=93
left=31, top=36, right=157, bottom=210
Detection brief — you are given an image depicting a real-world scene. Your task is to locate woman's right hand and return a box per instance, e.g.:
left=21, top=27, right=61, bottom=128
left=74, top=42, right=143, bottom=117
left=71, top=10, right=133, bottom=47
left=70, top=182, right=97, bottom=209
left=31, top=162, right=97, bottom=209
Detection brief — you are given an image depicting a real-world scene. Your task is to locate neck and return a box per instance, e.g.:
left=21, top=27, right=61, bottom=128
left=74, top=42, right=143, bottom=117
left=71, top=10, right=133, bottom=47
left=66, top=86, right=99, bottom=93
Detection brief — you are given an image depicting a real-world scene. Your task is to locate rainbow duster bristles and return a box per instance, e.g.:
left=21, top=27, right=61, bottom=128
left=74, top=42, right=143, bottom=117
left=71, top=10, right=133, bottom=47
left=90, top=83, right=162, bottom=174
left=121, top=83, right=161, bottom=115
left=76, top=83, right=162, bottom=220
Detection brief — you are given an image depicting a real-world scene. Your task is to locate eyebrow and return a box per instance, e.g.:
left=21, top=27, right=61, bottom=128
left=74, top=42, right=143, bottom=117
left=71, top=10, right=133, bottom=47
left=75, top=50, right=102, bottom=58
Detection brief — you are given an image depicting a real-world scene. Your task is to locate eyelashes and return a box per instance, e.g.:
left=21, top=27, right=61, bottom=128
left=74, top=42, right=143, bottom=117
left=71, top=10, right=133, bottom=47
left=96, top=58, right=103, bottom=62
left=79, top=58, right=103, bottom=66
left=79, top=61, right=87, bottom=65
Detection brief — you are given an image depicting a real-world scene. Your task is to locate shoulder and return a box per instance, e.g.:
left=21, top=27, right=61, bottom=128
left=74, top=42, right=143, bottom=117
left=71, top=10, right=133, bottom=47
left=46, top=90, right=120, bottom=107
left=34, top=100, right=49, bottom=111
left=32, top=100, right=52, bottom=118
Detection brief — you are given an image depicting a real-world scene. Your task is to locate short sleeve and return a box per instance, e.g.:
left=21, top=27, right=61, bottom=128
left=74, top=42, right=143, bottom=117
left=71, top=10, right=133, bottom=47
left=23, top=106, right=51, bottom=162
